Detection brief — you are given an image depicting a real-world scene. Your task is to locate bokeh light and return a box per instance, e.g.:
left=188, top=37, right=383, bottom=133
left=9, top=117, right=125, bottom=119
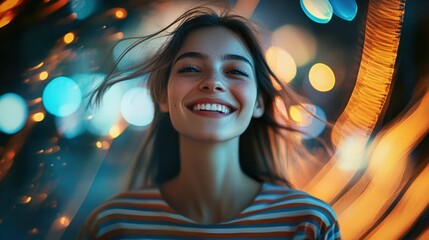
left=309, top=63, right=336, bottom=92
left=32, top=112, right=45, bottom=122
left=300, top=0, right=333, bottom=24
left=289, top=104, right=316, bottom=127
left=86, top=83, right=123, bottom=136
left=120, top=87, right=154, bottom=127
left=114, top=8, right=127, bottom=19
left=42, top=76, right=82, bottom=117
left=58, top=216, right=70, bottom=227
left=0, top=93, right=28, bottom=134
left=39, top=71, right=49, bottom=81
left=265, top=46, right=297, bottom=84
left=297, top=104, right=327, bottom=139
left=63, top=32, right=75, bottom=44
left=18, top=195, right=32, bottom=204
left=109, top=124, right=124, bottom=139
left=271, top=25, right=317, bottom=67
left=337, top=135, right=368, bottom=170
left=70, top=0, right=97, bottom=20
left=330, top=0, right=358, bottom=21
left=55, top=107, right=85, bottom=139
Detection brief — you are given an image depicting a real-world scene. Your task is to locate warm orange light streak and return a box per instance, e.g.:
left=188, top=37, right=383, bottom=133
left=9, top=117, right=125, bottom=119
left=28, top=62, right=44, bottom=71
left=36, top=0, right=68, bottom=20
left=0, top=0, right=20, bottom=12
left=336, top=88, right=429, bottom=238
left=303, top=0, right=406, bottom=203
left=367, top=158, right=429, bottom=239
left=0, top=11, right=14, bottom=28
left=331, top=0, right=406, bottom=147
left=303, top=152, right=356, bottom=202
left=28, top=97, right=42, bottom=106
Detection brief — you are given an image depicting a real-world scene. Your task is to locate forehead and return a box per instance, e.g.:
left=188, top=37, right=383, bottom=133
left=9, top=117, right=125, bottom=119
left=176, top=27, right=253, bottom=63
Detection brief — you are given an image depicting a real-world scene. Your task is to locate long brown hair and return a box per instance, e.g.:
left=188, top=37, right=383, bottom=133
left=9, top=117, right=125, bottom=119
left=91, top=5, right=326, bottom=189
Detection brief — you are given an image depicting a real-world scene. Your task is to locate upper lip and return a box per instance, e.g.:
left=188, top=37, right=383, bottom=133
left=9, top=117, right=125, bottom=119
left=186, top=98, right=237, bottom=112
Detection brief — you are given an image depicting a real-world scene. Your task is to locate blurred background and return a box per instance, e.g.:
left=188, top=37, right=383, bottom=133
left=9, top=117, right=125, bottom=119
left=0, top=0, right=428, bottom=239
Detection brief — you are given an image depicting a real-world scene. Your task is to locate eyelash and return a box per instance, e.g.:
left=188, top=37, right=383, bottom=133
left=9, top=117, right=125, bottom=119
left=227, top=69, right=249, bottom=77
left=177, top=66, right=249, bottom=78
left=178, top=66, right=200, bottom=73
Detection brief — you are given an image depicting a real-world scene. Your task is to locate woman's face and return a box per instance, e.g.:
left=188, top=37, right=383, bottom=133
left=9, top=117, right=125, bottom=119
left=161, top=27, right=264, bottom=143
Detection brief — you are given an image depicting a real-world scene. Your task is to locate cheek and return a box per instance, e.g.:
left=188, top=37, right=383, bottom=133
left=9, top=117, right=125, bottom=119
left=233, top=83, right=258, bottom=106
left=167, top=81, right=187, bottom=110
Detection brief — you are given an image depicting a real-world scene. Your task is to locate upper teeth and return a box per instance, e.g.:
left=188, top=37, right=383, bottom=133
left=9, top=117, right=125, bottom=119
left=192, top=103, right=231, bottom=114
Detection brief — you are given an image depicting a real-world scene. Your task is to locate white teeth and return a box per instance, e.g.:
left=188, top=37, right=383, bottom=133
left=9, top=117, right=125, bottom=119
left=192, top=103, right=231, bottom=114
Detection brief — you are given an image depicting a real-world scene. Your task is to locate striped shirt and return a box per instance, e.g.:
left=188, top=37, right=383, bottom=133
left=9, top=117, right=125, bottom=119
left=80, top=182, right=341, bottom=239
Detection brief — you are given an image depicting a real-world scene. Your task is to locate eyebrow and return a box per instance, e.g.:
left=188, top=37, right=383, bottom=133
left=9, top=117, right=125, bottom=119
left=173, top=52, right=253, bottom=67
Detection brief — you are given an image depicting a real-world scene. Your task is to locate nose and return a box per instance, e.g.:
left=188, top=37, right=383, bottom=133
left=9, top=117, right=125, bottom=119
left=199, top=71, right=226, bottom=92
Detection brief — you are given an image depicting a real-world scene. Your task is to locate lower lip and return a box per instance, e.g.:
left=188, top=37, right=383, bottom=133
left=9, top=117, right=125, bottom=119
left=191, top=110, right=230, bottom=118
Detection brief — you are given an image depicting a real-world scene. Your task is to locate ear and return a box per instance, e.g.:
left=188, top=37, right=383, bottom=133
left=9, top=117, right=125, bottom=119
left=252, top=94, right=265, bottom=118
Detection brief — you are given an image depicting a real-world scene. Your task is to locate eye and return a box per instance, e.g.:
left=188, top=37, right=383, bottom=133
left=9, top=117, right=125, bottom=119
left=177, top=65, right=201, bottom=73
left=227, top=69, right=250, bottom=77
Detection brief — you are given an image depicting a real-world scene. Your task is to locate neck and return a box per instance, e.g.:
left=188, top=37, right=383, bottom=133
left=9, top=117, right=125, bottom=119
left=161, top=135, right=261, bottom=224
left=178, top=135, right=243, bottom=199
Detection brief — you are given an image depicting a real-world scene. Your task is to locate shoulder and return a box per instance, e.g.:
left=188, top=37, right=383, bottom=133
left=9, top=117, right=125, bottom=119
left=87, top=186, right=168, bottom=219
left=79, top=186, right=170, bottom=239
left=258, top=182, right=338, bottom=221
left=247, top=182, right=341, bottom=238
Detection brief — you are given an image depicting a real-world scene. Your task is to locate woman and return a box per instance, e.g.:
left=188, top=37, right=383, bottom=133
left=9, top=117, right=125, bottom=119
left=80, top=5, right=341, bottom=240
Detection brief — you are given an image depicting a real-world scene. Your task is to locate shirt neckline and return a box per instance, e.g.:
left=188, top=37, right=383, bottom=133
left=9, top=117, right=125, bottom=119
left=155, top=182, right=267, bottom=225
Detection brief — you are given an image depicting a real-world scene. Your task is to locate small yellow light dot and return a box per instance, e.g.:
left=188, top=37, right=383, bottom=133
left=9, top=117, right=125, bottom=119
left=63, top=32, right=75, bottom=44
left=289, top=104, right=315, bottom=126
left=32, top=112, right=45, bottom=122
left=96, top=141, right=102, bottom=148
left=39, top=71, right=48, bottom=80
left=290, top=106, right=303, bottom=123
left=59, top=216, right=70, bottom=227
left=18, top=196, right=32, bottom=204
left=114, top=9, right=127, bottom=19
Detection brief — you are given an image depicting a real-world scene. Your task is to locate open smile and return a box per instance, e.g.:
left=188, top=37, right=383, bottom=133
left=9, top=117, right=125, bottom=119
left=191, top=103, right=231, bottom=114
left=187, top=99, right=237, bottom=115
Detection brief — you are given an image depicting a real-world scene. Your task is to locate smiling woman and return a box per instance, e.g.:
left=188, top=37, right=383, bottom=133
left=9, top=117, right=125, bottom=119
left=80, top=3, right=341, bottom=240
